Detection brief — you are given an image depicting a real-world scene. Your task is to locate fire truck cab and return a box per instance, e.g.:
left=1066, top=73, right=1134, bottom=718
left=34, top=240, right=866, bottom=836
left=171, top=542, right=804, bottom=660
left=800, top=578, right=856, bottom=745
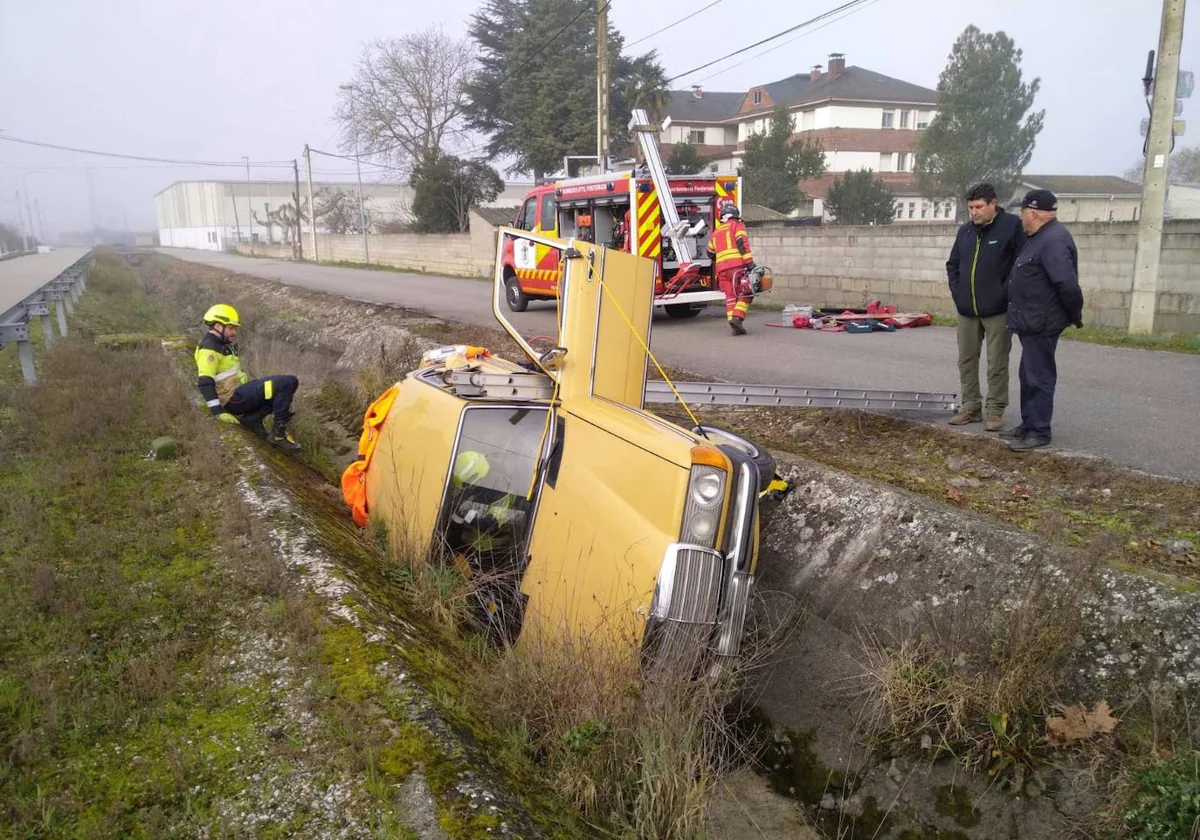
left=500, top=171, right=741, bottom=319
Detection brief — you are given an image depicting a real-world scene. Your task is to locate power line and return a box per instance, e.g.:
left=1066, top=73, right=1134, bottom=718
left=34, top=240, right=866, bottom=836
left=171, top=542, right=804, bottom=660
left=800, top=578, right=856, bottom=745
left=0, top=134, right=294, bottom=168
left=690, top=0, right=882, bottom=86
left=625, top=1, right=724, bottom=49
left=666, top=0, right=874, bottom=83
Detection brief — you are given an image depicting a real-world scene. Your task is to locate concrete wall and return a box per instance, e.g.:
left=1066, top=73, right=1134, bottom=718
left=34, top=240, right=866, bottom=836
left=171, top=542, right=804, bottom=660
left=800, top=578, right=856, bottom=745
left=750, top=219, right=1200, bottom=333
left=238, top=227, right=495, bottom=278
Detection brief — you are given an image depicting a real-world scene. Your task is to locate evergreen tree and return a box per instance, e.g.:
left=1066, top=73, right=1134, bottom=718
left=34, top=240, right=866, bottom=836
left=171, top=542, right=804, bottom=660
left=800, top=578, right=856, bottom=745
left=464, top=0, right=668, bottom=179
left=915, top=25, right=1044, bottom=215
left=824, top=169, right=897, bottom=225
left=741, top=106, right=826, bottom=214
left=666, top=141, right=709, bottom=175
left=410, top=154, right=504, bottom=233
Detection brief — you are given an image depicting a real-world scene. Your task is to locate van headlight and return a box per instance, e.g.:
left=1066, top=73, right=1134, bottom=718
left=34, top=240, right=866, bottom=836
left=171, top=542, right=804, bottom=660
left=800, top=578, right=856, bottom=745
left=680, top=447, right=730, bottom=550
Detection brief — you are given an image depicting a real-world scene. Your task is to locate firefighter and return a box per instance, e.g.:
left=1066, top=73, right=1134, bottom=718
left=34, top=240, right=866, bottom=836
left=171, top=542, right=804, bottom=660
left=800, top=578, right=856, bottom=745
left=195, top=303, right=301, bottom=452
left=706, top=201, right=756, bottom=335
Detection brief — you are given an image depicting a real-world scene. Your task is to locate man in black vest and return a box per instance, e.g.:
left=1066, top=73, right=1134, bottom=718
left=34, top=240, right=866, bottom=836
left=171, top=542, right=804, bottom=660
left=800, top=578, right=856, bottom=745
left=1002, top=189, right=1084, bottom=451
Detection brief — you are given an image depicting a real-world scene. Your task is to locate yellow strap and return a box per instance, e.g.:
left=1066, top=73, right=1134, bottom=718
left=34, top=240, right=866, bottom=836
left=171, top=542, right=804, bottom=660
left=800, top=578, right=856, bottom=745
left=594, top=264, right=703, bottom=431
left=264, top=379, right=273, bottom=400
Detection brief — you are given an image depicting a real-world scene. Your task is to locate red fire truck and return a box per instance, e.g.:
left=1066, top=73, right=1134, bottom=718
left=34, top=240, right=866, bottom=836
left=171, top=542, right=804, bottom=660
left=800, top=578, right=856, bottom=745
left=499, top=170, right=742, bottom=319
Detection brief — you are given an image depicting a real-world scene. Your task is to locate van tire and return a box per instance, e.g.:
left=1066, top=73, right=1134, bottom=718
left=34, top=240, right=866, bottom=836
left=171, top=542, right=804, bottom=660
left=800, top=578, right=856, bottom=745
left=665, top=303, right=703, bottom=319
left=691, top=424, right=776, bottom=494
left=505, top=273, right=530, bottom=312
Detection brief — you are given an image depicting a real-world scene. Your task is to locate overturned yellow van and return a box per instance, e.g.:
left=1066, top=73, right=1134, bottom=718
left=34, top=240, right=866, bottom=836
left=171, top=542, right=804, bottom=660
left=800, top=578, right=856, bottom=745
left=343, top=229, right=770, bottom=670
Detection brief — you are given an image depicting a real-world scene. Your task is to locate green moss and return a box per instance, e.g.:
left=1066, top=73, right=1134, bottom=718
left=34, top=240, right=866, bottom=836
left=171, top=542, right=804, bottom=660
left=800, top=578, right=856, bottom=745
left=934, top=784, right=982, bottom=828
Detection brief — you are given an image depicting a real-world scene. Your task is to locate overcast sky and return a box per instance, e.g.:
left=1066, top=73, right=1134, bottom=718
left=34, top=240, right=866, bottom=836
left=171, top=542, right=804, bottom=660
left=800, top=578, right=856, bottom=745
left=0, top=0, right=1192, bottom=237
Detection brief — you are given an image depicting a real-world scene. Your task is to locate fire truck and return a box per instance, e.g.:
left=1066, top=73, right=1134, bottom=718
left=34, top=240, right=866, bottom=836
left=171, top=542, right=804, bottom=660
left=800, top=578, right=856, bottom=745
left=499, top=111, right=740, bottom=319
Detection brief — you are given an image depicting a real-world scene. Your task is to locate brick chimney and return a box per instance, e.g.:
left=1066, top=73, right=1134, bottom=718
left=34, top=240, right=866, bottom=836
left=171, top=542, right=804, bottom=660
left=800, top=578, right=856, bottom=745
left=691, top=85, right=703, bottom=100
left=828, top=52, right=846, bottom=80
left=810, top=64, right=822, bottom=82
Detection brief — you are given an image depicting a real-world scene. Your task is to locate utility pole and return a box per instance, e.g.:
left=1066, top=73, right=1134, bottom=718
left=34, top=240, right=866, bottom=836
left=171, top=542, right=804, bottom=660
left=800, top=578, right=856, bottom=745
left=85, top=168, right=99, bottom=245
left=35, top=198, right=46, bottom=244
left=596, top=0, right=610, bottom=173
left=1129, top=0, right=1187, bottom=334
left=304, top=144, right=318, bottom=262
left=292, top=158, right=304, bottom=261
left=19, top=191, right=36, bottom=246
left=340, top=84, right=370, bottom=264
left=243, top=156, right=254, bottom=255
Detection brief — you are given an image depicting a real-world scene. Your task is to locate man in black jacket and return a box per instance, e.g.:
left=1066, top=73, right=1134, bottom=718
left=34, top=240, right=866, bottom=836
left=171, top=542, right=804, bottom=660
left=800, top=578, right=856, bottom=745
left=1002, top=189, right=1084, bottom=452
left=946, top=182, right=1026, bottom=431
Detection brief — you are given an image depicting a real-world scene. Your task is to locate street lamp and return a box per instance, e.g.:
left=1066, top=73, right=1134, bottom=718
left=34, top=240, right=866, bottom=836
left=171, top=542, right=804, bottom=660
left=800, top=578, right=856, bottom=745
left=339, top=83, right=370, bottom=265
left=242, top=155, right=253, bottom=253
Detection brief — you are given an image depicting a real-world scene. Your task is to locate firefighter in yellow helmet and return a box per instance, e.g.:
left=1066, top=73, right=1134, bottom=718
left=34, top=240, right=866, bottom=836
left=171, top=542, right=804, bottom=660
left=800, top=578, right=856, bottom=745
left=195, top=303, right=301, bottom=452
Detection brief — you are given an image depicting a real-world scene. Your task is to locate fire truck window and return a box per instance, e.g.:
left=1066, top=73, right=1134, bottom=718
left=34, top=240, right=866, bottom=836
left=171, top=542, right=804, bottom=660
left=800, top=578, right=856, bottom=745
left=517, top=198, right=536, bottom=231
left=539, top=195, right=556, bottom=233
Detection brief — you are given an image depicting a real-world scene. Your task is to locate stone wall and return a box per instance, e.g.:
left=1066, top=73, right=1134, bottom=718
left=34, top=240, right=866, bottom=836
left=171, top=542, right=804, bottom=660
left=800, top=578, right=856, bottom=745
left=749, top=219, right=1200, bottom=333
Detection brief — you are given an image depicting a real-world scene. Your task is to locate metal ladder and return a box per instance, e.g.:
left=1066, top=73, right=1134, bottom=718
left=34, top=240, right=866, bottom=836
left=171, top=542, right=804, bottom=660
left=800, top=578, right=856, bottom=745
left=629, top=108, right=696, bottom=264
left=442, top=370, right=959, bottom=412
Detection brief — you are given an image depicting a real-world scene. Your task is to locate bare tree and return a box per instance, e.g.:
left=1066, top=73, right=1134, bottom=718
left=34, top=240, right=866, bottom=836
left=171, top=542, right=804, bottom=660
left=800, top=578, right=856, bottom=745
left=313, top=188, right=372, bottom=235
left=335, top=26, right=475, bottom=176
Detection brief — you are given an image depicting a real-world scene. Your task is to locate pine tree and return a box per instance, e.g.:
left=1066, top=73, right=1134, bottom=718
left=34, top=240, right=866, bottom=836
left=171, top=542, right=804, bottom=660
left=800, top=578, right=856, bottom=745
left=824, top=169, right=897, bottom=225
left=741, top=107, right=826, bottom=214
left=915, top=25, right=1044, bottom=215
left=666, top=141, right=708, bottom=175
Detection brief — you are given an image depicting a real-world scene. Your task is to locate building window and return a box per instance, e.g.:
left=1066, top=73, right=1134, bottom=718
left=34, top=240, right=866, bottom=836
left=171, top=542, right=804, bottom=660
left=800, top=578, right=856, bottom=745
left=900, top=109, right=911, bottom=129
left=687, top=129, right=706, bottom=145
left=907, top=202, right=915, bottom=219
left=895, top=204, right=904, bottom=219
left=920, top=202, right=928, bottom=219
left=801, top=109, right=815, bottom=130
left=881, top=110, right=894, bottom=128
left=753, top=90, right=762, bottom=105
left=880, top=152, right=894, bottom=172
left=916, top=111, right=932, bottom=129
left=933, top=202, right=940, bottom=218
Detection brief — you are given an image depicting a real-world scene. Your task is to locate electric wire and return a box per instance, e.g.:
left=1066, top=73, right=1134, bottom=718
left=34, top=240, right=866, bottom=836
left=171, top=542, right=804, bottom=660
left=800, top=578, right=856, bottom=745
left=624, top=1, right=724, bottom=49
left=0, top=134, right=293, bottom=168
left=666, top=0, right=875, bottom=83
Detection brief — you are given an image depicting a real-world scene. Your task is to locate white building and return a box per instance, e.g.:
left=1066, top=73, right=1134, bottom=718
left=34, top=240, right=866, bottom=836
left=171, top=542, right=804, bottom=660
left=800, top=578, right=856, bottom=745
left=154, top=179, right=529, bottom=251
left=658, top=53, right=954, bottom=222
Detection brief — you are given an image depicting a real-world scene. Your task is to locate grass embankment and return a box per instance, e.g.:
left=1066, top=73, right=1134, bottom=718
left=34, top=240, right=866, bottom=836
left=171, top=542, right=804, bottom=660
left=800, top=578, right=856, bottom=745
left=927, top=313, right=1200, bottom=354
left=0, top=252, right=503, bottom=838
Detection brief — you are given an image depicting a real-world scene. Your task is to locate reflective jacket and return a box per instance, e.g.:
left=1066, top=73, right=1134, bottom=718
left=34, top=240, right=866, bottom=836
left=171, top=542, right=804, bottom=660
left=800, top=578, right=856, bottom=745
left=195, top=331, right=248, bottom=415
left=707, top=219, right=753, bottom=275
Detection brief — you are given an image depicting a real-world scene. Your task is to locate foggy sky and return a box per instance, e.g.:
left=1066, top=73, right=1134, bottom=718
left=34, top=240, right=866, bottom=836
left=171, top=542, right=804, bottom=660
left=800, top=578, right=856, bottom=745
left=0, top=0, right=1191, bottom=238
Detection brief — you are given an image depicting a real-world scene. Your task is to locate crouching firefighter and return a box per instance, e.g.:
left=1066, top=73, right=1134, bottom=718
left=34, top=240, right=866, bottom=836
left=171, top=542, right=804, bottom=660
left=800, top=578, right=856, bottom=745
left=195, top=304, right=302, bottom=452
left=707, top=201, right=757, bottom=335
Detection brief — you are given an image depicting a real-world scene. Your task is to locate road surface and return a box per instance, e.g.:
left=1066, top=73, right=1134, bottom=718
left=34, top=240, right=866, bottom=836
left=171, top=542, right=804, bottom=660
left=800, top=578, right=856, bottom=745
left=161, top=248, right=1200, bottom=482
left=0, top=249, right=90, bottom=316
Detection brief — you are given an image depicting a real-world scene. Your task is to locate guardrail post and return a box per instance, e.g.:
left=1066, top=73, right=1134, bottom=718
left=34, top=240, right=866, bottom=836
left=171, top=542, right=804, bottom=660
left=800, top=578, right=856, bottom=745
left=40, top=312, right=54, bottom=348
left=56, top=295, right=69, bottom=338
left=57, top=282, right=75, bottom=316
left=18, top=340, right=36, bottom=385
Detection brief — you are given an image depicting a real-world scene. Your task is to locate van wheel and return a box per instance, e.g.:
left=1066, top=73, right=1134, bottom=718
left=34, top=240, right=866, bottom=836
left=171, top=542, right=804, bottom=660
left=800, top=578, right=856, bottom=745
left=691, top=424, right=776, bottom=494
left=505, top=273, right=530, bottom=312
left=665, top=303, right=703, bottom=319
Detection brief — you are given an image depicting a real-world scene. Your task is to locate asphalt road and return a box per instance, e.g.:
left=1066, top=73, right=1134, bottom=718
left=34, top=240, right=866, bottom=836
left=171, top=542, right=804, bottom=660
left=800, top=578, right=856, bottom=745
left=161, top=248, right=1200, bottom=482
left=0, top=249, right=90, bottom=316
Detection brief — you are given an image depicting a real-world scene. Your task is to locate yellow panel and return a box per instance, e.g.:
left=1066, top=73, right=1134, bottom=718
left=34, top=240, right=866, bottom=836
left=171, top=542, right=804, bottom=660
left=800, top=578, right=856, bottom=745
left=365, top=377, right=463, bottom=559
left=555, top=241, right=655, bottom=409
left=519, top=409, right=691, bottom=655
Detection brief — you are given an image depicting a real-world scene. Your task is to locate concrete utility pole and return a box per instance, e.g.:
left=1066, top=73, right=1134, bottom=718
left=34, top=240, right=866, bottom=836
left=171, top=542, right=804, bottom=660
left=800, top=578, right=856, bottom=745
left=35, top=198, right=46, bottom=243
left=304, top=144, right=318, bottom=262
left=339, top=84, right=370, bottom=265
left=243, top=156, right=254, bottom=255
left=19, top=191, right=36, bottom=245
left=292, top=159, right=304, bottom=261
left=1130, top=0, right=1187, bottom=334
left=596, top=0, right=610, bottom=173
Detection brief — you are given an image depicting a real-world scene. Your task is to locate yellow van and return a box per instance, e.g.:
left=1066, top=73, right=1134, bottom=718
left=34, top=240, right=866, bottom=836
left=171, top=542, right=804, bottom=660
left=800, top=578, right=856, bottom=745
left=344, top=228, right=769, bottom=673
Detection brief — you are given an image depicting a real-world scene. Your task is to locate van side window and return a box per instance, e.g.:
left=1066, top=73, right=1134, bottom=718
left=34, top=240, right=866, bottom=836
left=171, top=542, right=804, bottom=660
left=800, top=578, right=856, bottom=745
left=539, top=194, right=556, bottom=234
left=516, top=198, right=536, bottom=231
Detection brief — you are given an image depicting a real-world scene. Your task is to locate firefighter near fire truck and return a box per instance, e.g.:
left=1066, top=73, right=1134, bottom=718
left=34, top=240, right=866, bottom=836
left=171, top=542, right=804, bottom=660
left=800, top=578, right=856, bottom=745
left=707, top=201, right=759, bottom=335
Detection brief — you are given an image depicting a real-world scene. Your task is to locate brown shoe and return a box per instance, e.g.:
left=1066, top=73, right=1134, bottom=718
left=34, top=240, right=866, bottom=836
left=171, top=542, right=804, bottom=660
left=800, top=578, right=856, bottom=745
left=985, top=414, right=1004, bottom=432
left=948, top=408, right=982, bottom=426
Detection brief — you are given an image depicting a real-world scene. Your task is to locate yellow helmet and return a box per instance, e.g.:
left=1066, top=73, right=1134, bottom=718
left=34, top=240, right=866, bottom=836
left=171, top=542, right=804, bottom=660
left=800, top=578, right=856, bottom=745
left=452, top=451, right=490, bottom=488
left=203, top=303, right=240, bottom=327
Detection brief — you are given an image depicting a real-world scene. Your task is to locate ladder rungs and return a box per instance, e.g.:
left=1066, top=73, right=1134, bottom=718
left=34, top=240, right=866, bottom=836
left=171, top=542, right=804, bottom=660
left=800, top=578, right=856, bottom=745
left=644, top=381, right=959, bottom=412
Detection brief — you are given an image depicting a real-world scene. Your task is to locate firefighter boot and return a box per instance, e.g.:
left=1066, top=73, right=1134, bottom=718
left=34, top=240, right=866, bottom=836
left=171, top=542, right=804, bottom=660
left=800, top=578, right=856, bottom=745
left=268, top=423, right=303, bottom=453
left=729, top=316, right=747, bottom=336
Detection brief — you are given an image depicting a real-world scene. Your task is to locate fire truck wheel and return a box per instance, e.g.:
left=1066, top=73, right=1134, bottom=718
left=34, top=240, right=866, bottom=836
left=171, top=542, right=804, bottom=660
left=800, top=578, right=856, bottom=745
left=690, top=424, right=776, bottom=494
left=665, top=304, right=703, bottom=319
left=504, top=273, right=530, bottom=312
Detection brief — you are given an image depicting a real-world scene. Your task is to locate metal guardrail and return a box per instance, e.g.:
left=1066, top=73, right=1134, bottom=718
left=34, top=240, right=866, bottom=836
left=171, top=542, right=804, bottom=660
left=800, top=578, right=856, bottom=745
left=0, top=251, right=94, bottom=385
left=0, top=248, right=39, bottom=262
